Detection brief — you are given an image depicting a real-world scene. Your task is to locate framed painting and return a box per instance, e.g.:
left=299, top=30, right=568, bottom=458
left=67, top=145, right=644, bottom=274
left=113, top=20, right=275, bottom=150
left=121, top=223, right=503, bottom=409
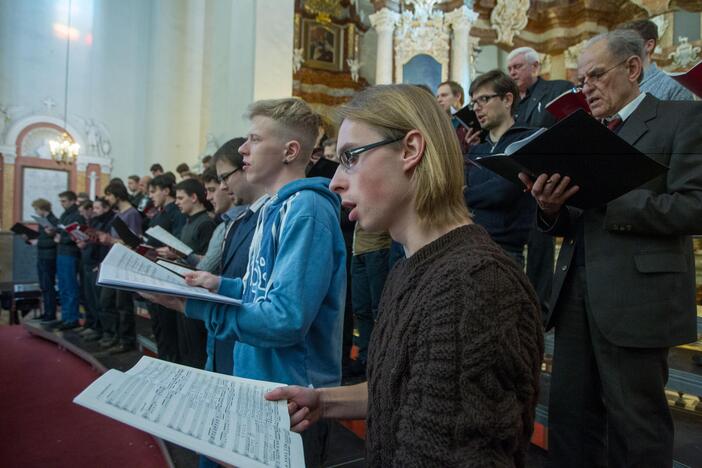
left=302, top=18, right=344, bottom=71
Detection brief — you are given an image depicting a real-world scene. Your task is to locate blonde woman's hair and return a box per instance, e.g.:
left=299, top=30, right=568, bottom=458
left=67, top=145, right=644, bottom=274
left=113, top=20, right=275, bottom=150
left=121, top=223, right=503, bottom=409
left=245, top=98, right=321, bottom=159
left=337, top=84, right=469, bottom=228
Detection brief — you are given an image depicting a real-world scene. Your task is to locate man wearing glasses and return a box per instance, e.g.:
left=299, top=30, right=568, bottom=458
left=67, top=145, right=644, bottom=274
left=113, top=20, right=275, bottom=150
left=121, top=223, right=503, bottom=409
left=521, top=30, right=702, bottom=467
left=463, top=70, right=537, bottom=266
left=508, top=46, right=574, bottom=319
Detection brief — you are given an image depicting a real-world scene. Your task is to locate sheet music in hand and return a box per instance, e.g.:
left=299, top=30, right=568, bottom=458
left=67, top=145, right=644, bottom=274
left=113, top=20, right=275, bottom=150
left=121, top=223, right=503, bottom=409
left=73, top=356, right=304, bottom=468
left=473, top=109, right=668, bottom=209
left=97, top=243, right=241, bottom=306
left=145, top=225, right=194, bottom=257
left=31, top=215, right=58, bottom=230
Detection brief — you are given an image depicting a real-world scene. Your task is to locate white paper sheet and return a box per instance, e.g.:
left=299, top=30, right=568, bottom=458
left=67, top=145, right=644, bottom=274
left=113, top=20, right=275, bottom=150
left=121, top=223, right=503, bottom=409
left=74, top=357, right=304, bottom=468
left=98, top=244, right=241, bottom=306
left=146, top=225, right=194, bottom=256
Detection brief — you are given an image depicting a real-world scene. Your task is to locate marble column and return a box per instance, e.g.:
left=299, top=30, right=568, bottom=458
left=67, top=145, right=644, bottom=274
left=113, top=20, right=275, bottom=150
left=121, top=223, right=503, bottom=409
left=446, top=6, right=479, bottom=94
left=369, top=8, right=400, bottom=84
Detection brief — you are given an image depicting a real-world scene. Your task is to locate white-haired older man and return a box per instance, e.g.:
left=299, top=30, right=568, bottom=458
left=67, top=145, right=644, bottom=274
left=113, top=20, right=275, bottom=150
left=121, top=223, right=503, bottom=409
left=507, top=47, right=574, bottom=319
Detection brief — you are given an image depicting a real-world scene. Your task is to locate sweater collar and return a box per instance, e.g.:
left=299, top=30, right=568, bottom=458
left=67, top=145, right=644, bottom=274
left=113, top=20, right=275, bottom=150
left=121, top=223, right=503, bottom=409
left=404, top=224, right=481, bottom=268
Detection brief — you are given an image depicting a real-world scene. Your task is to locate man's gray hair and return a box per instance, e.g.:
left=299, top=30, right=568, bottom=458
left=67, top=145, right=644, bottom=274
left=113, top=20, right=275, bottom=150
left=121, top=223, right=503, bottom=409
left=507, top=47, right=540, bottom=64
left=585, top=29, right=645, bottom=82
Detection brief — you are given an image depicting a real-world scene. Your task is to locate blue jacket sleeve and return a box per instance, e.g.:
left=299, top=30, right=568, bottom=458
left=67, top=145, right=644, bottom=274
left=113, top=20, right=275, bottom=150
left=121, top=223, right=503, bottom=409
left=209, top=214, right=338, bottom=348
left=466, top=170, right=525, bottom=210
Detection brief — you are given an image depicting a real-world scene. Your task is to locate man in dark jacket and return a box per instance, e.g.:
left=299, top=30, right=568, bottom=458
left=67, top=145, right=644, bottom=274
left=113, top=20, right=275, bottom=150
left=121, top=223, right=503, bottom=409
left=465, top=70, right=536, bottom=266
left=508, top=46, right=574, bottom=311
left=50, top=190, right=84, bottom=330
left=80, top=197, right=115, bottom=342
left=31, top=198, right=59, bottom=324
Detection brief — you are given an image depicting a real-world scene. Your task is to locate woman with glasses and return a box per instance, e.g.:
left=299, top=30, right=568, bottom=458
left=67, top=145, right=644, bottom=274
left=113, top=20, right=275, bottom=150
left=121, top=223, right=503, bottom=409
left=266, top=84, right=544, bottom=466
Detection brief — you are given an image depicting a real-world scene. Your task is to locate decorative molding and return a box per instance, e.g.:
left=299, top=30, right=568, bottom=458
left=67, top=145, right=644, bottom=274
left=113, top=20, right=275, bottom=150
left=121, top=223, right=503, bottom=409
left=445, top=5, right=478, bottom=32
left=394, top=5, right=450, bottom=84
left=565, top=39, right=588, bottom=69
left=369, top=7, right=400, bottom=33
left=490, top=0, right=530, bottom=46
left=293, top=48, right=305, bottom=73
left=668, top=37, right=701, bottom=69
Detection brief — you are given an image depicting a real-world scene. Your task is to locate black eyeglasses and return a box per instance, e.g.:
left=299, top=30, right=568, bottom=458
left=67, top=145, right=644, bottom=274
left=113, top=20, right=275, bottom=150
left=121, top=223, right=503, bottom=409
left=468, top=94, right=501, bottom=110
left=217, top=167, right=240, bottom=183
left=576, top=57, right=630, bottom=89
left=339, top=136, right=404, bottom=170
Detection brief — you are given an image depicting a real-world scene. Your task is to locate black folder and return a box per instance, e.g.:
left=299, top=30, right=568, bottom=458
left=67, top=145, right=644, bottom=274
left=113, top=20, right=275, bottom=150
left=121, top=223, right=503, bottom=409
left=11, top=223, right=40, bottom=239
left=111, top=216, right=142, bottom=249
left=452, top=105, right=482, bottom=132
left=473, top=109, right=667, bottom=209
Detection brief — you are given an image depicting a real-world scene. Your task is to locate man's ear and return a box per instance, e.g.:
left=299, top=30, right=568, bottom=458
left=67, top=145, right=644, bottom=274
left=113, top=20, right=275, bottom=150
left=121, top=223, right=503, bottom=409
left=284, top=140, right=302, bottom=163
left=401, top=129, right=426, bottom=173
left=627, top=55, right=643, bottom=84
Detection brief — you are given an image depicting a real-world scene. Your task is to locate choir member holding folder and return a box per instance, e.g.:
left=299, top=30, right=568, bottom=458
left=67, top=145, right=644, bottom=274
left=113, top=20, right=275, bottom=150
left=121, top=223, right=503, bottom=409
left=264, top=85, right=542, bottom=466
left=519, top=30, right=702, bottom=467
left=97, top=182, right=143, bottom=354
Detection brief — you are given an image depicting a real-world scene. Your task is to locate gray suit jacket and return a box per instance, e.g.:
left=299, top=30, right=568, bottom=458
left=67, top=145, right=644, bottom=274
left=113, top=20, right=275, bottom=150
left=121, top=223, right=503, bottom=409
left=515, top=77, right=573, bottom=128
left=541, top=94, right=702, bottom=348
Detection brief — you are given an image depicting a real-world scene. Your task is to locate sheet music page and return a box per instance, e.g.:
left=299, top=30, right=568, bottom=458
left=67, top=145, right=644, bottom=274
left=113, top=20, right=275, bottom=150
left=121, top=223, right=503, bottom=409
left=98, top=244, right=241, bottom=306
left=31, top=215, right=55, bottom=229
left=156, top=259, right=196, bottom=277
left=146, top=225, right=194, bottom=256
left=74, top=357, right=304, bottom=468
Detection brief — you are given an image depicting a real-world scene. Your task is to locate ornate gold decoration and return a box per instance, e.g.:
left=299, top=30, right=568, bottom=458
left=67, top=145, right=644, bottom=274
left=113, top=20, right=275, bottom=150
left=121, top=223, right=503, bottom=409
left=394, top=4, right=450, bottom=84
left=303, top=0, right=342, bottom=24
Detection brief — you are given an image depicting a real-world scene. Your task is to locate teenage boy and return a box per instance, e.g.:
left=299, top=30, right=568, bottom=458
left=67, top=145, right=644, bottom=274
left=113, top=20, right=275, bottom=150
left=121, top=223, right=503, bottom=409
left=464, top=70, right=537, bottom=266
left=31, top=199, right=59, bottom=325
left=195, top=138, right=268, bottom=376
left=51, top=190, right=84, bottom=330
left=145, top=175, right=186, bottom=362
left=145, top=98, right=346, bottom=466
left=98, top=182, right=143, bottom=353
left=157, top=178, right=215, bottom=368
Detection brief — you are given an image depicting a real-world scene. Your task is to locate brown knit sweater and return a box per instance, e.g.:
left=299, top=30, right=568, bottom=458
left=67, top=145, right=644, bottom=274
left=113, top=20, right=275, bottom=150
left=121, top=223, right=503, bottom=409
left=366, top=224, right=543, bottom=467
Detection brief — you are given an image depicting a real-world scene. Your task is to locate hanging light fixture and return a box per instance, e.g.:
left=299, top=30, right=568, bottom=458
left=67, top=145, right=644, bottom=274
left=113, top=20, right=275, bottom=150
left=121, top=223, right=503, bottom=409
left=50, top=0, right=79, bottom=164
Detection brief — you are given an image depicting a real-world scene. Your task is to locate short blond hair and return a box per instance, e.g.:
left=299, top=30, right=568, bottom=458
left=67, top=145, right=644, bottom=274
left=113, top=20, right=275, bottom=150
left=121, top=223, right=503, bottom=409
left=337, top=84, right=469, bottom=228
left=245, top=98, right=321, bottom=159
left=32, top=198, right=52, bottom=212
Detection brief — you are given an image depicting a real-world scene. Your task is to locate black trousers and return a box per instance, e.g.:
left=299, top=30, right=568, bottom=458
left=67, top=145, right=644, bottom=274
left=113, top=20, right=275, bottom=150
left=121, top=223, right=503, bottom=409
left=100, top=288, right=135, bottom=346
left=148, top=302, right=180, bottom=363
left=526, top=227, right=554, bottom=315
left=176, top=314, right=207, bottom=369
left=547, top=266, right=672, bottom=468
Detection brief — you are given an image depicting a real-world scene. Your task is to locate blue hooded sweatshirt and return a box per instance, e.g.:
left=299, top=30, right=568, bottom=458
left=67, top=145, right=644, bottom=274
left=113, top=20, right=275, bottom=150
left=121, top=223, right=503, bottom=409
left=185, top=177, right=346, bottom=388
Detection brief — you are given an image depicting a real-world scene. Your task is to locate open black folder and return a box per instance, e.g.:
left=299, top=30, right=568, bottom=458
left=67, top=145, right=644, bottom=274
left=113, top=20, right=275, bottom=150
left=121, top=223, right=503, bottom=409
left=473, top=109, right=667, bottom=210
left=11, top=223, right=40, bottom=239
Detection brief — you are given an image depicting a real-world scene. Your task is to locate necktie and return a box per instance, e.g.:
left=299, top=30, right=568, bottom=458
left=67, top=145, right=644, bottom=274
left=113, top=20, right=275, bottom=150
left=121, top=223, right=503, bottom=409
left=606, top=116, right=623, bottom=132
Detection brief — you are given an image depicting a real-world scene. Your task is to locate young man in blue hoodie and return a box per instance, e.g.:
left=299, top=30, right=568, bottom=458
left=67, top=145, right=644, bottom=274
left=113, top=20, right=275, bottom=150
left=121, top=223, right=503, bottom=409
left=144, top=98, right=346, bottom=465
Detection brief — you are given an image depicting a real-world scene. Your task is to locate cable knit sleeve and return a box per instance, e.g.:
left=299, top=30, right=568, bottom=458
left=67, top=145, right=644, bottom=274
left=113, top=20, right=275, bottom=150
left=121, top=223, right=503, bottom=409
left=391, top=262, right=542, bottom=467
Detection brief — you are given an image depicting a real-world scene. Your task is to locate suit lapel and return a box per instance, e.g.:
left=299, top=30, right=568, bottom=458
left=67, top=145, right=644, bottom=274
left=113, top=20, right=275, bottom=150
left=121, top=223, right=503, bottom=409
left=617, top=94, right=658, bottom=146
left=222, top=217, right=256, bottom=273
left=523, top=79, right=546, bottom=121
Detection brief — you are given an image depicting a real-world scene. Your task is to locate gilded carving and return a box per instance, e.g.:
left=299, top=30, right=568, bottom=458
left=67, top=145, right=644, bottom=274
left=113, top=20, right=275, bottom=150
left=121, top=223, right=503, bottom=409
left=565, top=39, right=588, bottom=70
left=490, top=0, right=530, bottom=46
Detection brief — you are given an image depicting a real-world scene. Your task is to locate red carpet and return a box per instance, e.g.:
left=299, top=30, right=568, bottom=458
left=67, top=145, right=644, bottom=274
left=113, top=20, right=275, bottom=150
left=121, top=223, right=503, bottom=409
left=0, top=325, right=168, bottom=468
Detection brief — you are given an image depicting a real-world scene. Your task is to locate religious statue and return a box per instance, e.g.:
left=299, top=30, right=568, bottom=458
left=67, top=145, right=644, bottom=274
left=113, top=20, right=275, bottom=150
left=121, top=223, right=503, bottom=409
left=293, top=48, right=305, bottom=73
left=347, top=58, right=362, bottom=82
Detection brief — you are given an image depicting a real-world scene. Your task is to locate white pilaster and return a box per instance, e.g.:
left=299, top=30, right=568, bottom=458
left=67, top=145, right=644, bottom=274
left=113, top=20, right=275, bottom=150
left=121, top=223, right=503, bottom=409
left=446, top=6, right=479, bottom=94
left=369, top=8, right=400, bottom=84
